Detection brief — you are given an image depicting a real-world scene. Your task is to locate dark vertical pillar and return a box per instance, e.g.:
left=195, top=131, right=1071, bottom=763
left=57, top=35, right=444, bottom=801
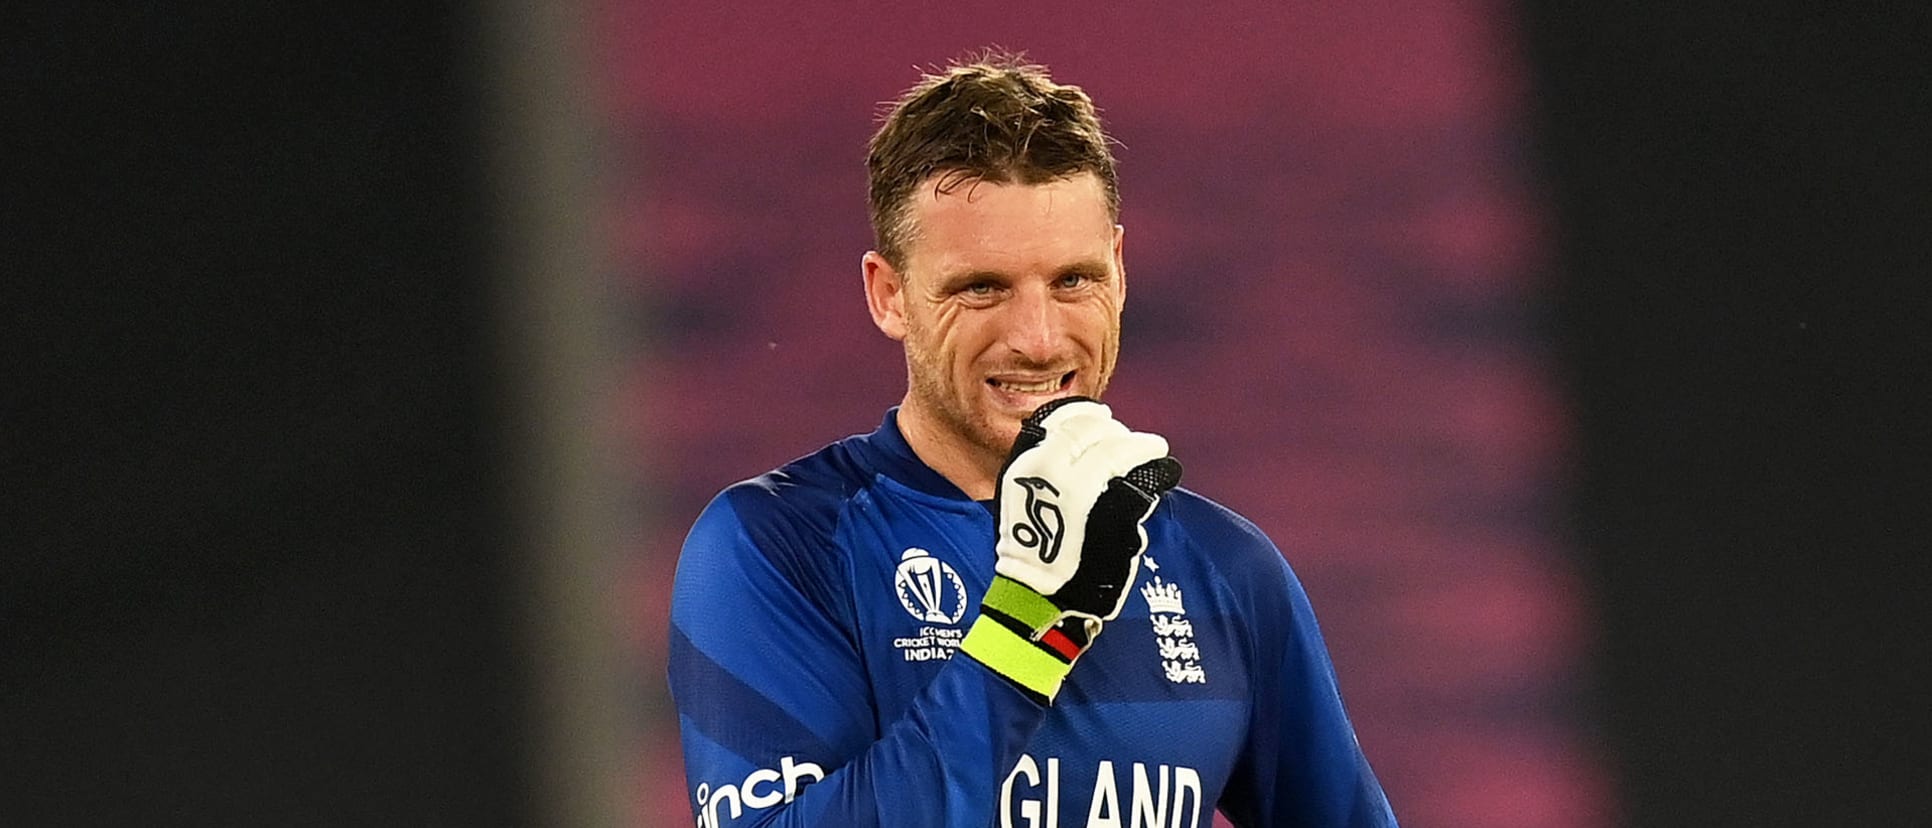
left=1521, top=4, right=1930, bottom=826
left=5, top=4, right=530, bottom=824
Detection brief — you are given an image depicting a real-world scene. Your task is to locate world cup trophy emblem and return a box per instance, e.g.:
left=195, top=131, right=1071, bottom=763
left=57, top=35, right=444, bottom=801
left=894, top=548, right=966, bottom=624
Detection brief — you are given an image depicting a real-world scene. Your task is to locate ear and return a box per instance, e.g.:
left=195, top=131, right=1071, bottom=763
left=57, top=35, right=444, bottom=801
left=862, top=251, right=909, bottom=341
left=1112, top=223, right=1127, bottom=301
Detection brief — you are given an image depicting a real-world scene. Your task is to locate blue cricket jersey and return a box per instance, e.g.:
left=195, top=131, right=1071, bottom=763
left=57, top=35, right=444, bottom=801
left=669, top=410, right=1397, bottom=827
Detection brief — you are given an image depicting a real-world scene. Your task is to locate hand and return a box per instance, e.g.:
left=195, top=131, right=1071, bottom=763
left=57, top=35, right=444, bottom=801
left=961, top=397, right=1182, bottom=703
left=995, top=397, right=1183, bottom=628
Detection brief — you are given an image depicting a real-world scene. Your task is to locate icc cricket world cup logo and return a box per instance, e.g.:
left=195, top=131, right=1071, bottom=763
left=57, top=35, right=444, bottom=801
left=894, top=548, right=967, bottom=624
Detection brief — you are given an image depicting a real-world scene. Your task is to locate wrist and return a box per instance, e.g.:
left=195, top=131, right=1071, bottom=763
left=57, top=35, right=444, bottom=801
left=960, top=576, right=1098, bottom=704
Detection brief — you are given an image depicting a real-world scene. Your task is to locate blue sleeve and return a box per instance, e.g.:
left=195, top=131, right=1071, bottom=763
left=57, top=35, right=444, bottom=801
left=668, top=489, right=1049, bottom=828
left=1218, top=552, right=1398, bottom=828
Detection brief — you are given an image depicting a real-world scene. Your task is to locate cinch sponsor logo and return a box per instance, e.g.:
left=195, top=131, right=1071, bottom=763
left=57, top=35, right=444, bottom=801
left=693, top=755, right=823, bottom=828
left=1000, top=754, right=1205, bottom=828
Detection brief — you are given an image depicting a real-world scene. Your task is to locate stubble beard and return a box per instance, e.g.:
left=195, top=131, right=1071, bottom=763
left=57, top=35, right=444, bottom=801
left=901, top=336, right=1120, bottom=470
left=903, top=342, right=1015, bottom=468
left=898, top=308, right=1122, bottom=475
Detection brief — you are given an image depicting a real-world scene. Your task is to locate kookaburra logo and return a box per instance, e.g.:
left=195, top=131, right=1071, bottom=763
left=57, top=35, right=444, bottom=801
left=1010, top=477, right=1064, bottom=563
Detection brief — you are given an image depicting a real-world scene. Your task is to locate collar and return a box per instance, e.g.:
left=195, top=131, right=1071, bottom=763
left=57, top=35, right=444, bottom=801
left=863, top=407, right=984, bottom=505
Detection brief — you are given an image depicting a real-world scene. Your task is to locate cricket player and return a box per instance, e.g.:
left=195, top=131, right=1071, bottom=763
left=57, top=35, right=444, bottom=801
left=669, top=52, right=1398, bottom=827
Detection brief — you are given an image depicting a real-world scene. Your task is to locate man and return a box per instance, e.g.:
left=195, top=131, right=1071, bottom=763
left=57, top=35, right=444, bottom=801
left=669, top=54, right=1397, bottom=827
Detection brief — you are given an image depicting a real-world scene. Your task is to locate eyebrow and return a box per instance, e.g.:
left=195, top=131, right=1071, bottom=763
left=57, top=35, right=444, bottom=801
left=937, top=260, right=1113, bottom=288
left=940, top=269, right=1009, bottom=288
left=1053, top=261, right=1113, bottom=279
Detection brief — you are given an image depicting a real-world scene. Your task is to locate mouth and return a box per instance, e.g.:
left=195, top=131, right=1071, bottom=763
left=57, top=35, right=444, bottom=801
left=986, top=371, right=1077, bottom=403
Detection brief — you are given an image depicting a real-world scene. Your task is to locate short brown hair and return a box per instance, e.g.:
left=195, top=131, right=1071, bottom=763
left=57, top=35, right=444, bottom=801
left=867, top=52, right=1120, bottom=269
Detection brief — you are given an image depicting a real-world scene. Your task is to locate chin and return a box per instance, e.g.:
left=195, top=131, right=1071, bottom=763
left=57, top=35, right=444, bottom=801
left=973, top=414, right=1024, bottom=457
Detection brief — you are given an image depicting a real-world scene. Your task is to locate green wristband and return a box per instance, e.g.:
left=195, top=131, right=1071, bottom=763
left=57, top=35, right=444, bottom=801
left=980, top=575, right=1065, bottom=636
left=960, top=614, right=1074, bottom=701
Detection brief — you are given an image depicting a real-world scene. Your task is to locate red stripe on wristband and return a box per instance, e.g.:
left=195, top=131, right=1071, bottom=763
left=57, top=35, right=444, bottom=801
left=1039, top=627, right=1082, bottom=661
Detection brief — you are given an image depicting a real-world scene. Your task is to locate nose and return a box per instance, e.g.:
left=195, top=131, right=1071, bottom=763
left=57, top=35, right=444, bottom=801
left=1003, top=283, right=1063, bottom=364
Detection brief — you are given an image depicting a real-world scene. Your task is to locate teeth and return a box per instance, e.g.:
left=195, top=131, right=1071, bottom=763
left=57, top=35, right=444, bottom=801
left=996, top=379, right=1060, bottom=394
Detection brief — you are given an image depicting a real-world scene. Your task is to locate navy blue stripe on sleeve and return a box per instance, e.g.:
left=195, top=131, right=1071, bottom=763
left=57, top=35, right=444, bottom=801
left=669, top=623, right=839, bottom=762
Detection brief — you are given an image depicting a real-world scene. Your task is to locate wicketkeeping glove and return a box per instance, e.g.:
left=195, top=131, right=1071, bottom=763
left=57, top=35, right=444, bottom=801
left=960, top=397, right=1183, bottom=703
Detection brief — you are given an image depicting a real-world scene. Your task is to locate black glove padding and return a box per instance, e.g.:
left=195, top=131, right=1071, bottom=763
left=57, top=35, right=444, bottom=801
left=990, top=397, right=1184, bottom=629
left=1047, top=454, right=1184, bottom=621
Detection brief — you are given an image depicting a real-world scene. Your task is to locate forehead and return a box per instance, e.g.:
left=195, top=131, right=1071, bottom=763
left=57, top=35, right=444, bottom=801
left=902, top=173, right=1117, bottom=276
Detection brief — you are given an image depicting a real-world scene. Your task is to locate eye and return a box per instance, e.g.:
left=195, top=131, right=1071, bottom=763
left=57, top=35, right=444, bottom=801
left=1055, top=272, right=1090, bottom=289
left=963, top=281, right=997, bottom=296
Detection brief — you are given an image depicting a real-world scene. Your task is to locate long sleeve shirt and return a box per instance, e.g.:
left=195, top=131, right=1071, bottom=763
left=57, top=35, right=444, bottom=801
left=669, top=409, right=1397, bottom=827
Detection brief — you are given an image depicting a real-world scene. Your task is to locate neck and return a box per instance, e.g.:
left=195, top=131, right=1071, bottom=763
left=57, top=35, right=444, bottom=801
left=894, top=401, right=1002, bottom=500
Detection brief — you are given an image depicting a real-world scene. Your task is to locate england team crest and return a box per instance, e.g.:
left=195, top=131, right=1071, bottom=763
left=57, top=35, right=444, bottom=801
left=1142, top=561, right=1207, bottom=685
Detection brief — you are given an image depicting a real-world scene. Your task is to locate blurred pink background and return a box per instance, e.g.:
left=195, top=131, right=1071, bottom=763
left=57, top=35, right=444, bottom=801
left=595, top=3, right=1609, bottom=825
